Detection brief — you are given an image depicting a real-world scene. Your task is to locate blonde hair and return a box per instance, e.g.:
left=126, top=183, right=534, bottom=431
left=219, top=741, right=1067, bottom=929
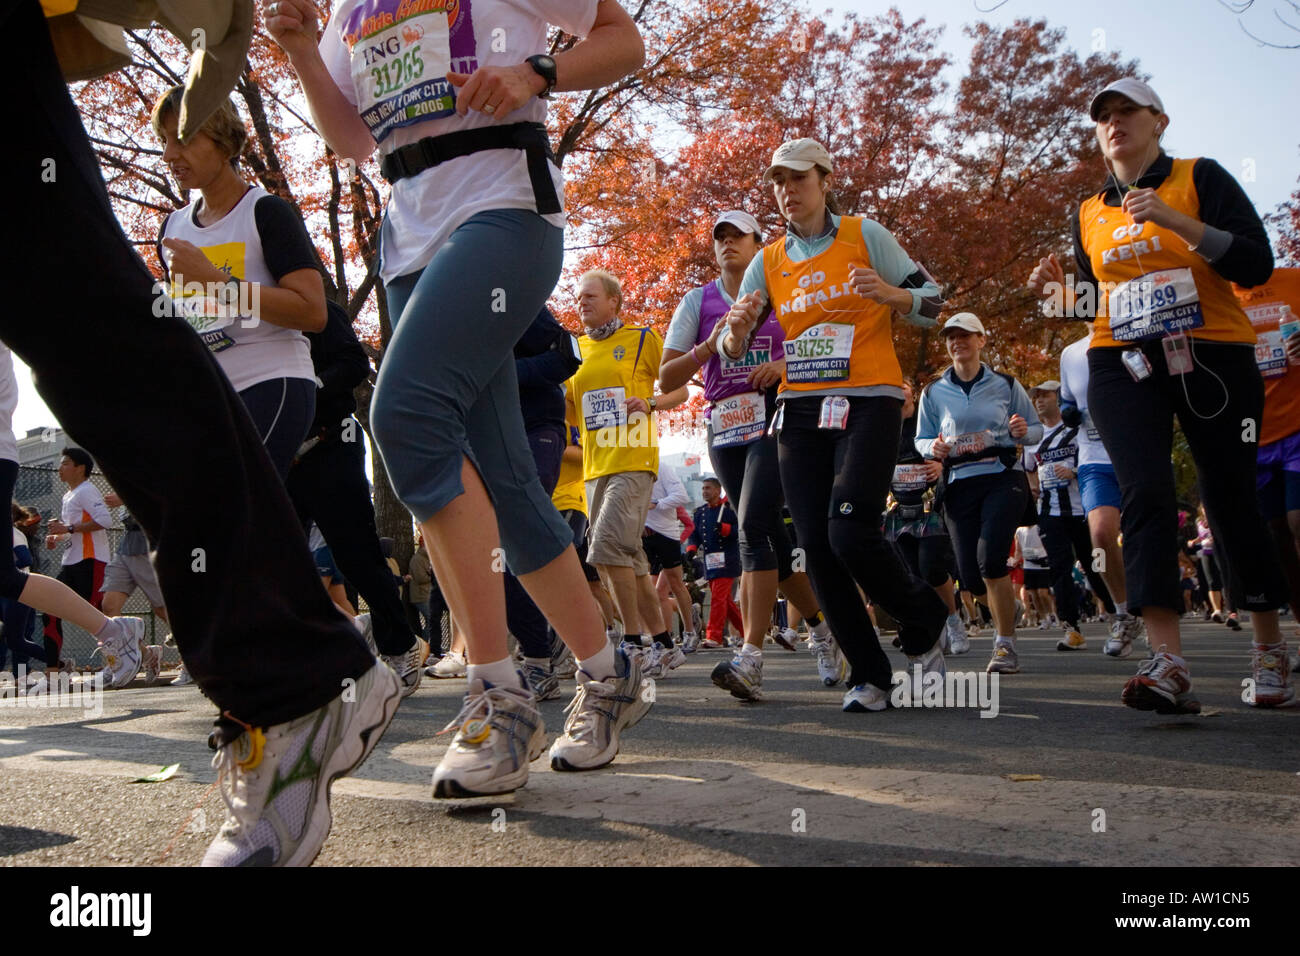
left=150, top=86, right=248, bottom=169
left=579, top=269, right=623, bottom=314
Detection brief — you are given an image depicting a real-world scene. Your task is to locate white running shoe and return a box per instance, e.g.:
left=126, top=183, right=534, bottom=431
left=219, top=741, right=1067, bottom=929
left=842, top=683, right=889, bottom=713
left=354, top=612, right=378, bottom=656
left=606, top=621, right=625, bottom=644
left=522, top=660, right=562, bottom=701
left=1103, top=615, right=1142, bottom=659
left=712, top=650, right=763, bottom=701
left=551, top=641, right=577, bottom=679
left=96, top=617, right=145, bottom=690
left=809, top=633, right=846, bottom=687
left=142, top=645, right=162, bottom=684
left=432, top=676, right=547, bottom=798
left=657, top=643, right=686, bottom=675
left=945, top=614, right=969, bottom=655
left=907, top=640, right=947, bottom=689
left=774, top=627, right=799, bottom=652
left=987, top=641, right=1020, bottom=674
left=171, top=664, right=193, bottom=686
left=1122, top=649, right=1198, bottom=714
left=682, top=631, right=701, bottom=654
left=381, top=638, right=426, bottom=699
left=549, top=650, right=652, bottom=771
left=638, top=642, right=666, bottom=679
left=201, top=660, right=402, bottom=866
left=1250, top=642, right=1295, bottom=708
left=427, top=650, right=466, bottom=679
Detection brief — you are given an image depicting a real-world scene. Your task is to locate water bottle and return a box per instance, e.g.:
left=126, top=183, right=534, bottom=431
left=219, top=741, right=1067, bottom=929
left=1280, top=305, right=1300, bottom=366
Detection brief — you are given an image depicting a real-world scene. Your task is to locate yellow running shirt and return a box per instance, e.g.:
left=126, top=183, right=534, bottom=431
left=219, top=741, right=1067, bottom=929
left=565, top=325, right=663, bottom=481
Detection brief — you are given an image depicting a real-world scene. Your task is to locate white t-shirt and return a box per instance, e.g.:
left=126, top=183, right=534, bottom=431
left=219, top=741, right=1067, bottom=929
left=61, top=481, right=111, bottom=566
left=1059, top=333, right=1110, bottom=467
left=319, top=0, right=599, bottom=282
left=645, top=468, right=689, bottom=539
left=1016, top=526, right=1049, bottom=571
left=160, top=186, right=317, bottom=393
left=0, top=345, right=19, bottom=464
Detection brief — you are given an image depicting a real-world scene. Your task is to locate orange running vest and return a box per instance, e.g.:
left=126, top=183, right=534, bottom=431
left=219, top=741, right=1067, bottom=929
left=1079, top=158, right=1255, bottom=349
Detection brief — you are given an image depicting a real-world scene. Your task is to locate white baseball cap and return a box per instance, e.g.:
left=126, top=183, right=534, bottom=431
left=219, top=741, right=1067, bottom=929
left=762, top=138, right=833, bottom=182
left=1090, top=78, right=1164, bottom=120
left=712, top=210, right=762, bottom=240
left=941, top=313, right=986, bottom=336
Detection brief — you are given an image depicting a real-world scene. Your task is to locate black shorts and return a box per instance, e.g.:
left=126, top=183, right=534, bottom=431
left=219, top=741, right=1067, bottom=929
left=1023, top=567, right=1052, bottom=590
left=642, top=530, right=683, bottom=575
left=562, top=509, right=600, bottom=583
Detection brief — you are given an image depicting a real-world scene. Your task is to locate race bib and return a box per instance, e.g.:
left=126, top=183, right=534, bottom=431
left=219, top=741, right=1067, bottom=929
left=710, top=392, right=766, bottom=448
left=582, top=387, right=626, bottom=431
left=891, top=463, right=930, bottom=495
left=1254, top=328, right=1288, bottom=378
left=1108, top=267, right=1204, bottom=342
left=784, top=324, right=854, bottom=383
left=952, top=430, right=993, bottom=458
left=705, top=551, right=726, bottom=571
left=347, top=1, right=456, bottom=143
left=1035, top=445, right=1076, bottom=490
left=172, top=283, right=241, bottom=353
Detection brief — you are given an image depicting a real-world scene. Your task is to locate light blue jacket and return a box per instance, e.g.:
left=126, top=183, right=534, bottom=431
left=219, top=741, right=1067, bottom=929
left=914, top=364, right=1043, bottom=482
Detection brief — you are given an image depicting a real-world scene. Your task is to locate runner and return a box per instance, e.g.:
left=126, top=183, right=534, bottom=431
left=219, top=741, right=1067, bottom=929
left=1012, top=525, right=1056, bottom=628
left=1057, top=322, right=1148, bottom=657
left=22, top=1, right=402, bottom=868
left=723, top=138, right=950, bottom=713
left=1234, top=268, right=1300, bottom=633
left=272, top=0, right=651, bottom=795
left=1021, top=379, right=1116, bottom=650
left=661, top=209, right=843, bottom=699
left=641, top=466, right=697, bottom=653
left=152, top=87, right=323, bottom=479
left=915, top=313, right=1043, bottom=675
left=886, top=381, right=969, bottom=655
left=1027, top=77, right=1290, bottom=711
left=565, top=269, right=689, bottom=683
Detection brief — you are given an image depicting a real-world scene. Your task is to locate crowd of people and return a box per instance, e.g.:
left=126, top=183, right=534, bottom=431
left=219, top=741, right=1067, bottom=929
left=12, top=0, right=1299, bottom=867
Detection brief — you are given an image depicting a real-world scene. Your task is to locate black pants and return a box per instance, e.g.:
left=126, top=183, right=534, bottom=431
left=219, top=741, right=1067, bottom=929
left=504, top=423, right=565, bottom=659
left=287, top=424, right=416, bottom=655
left=239, top=377, right=316, bottom=480
left=1089, top=341, right=1287, bottom=615
left=893, top=532, right=955, bottom=589
left=777, top=395, right=946, bottom=691
left=708, top=391, right=794, bottom=575
left=1038, top=513, right=1114, bottom=627
left=8, top=1, right=373, bottom=738
left=942, top=469, right=1026, bottom=596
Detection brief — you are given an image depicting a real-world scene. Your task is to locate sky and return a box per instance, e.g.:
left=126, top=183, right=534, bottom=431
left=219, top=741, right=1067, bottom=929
left=16, top=0, right=1300, bottom=457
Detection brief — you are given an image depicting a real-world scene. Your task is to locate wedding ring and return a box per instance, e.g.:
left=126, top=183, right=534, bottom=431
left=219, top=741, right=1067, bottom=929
left=484, top=104, right=496, bottom=114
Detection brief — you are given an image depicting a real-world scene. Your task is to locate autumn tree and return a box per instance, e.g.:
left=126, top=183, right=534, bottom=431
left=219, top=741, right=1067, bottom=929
left=1269, top=157, right=1300, bottom=266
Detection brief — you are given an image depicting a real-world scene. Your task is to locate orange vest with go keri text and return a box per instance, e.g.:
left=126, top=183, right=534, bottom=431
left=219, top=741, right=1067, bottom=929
left=1234, top=268, right=1300, bottom=447
left=763, top=215, right=903, bottom=392
left=1081, top=158, right=1255, bottom=349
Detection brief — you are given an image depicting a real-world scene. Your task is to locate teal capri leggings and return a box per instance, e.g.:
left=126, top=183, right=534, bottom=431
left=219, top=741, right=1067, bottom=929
left=370, top=209, right=571, bottom=576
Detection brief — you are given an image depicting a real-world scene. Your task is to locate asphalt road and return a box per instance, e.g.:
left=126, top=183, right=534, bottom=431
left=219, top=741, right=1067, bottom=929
left=1, top=617, right=1297, bottom=867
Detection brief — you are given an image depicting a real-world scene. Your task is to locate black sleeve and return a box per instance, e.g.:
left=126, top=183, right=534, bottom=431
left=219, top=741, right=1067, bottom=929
left=311, top=300, right=370, bottom=394
left=515, top=308, right=582, bottom=389
left=253, top=196, right=321, bottom=281
left=1069, top=206, right=1099, bottom=322
left=1191, top=158, right=1275, bottom=288
left=156, top=212, right=173, bottom=282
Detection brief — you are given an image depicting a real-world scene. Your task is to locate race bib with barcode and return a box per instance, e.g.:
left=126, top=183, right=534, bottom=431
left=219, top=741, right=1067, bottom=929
left=1108, top=267, right=1205, bottom=342
left=710, top=392, right=766, bottom=448
left=817, top=396, right=850, bottom=430
left=582, top=387, right=627, bottom=431
left=705, top=551, right=726, bottom=571
left=784, top=323, right=854, bottom=383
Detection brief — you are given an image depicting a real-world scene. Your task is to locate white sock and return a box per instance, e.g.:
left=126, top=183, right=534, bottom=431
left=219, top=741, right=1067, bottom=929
left=995, top=634, right=1015, bottom=647
left=740, top=643, right=762, bottom=658
left=578, top=642, right=618, bottom=681
left=811, top=620, right=831, bottom=639
left=1114, top=601, right=1128, bottom=617
left=93, top=617, right=120, bottom=642
left=466, top=656, right=522, bottom=689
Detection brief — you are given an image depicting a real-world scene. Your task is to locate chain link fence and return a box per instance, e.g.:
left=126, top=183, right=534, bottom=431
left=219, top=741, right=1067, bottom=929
left=12, top=465, right=175, bottom=669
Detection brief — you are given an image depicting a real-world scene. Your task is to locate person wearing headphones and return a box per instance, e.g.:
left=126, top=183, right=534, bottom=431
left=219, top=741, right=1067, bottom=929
left=1028, top=78, right=1289, bottom=713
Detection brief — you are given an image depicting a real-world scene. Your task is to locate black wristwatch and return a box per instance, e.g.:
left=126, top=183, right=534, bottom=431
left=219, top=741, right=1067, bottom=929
left=525, top=55, right=557, bottom=99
